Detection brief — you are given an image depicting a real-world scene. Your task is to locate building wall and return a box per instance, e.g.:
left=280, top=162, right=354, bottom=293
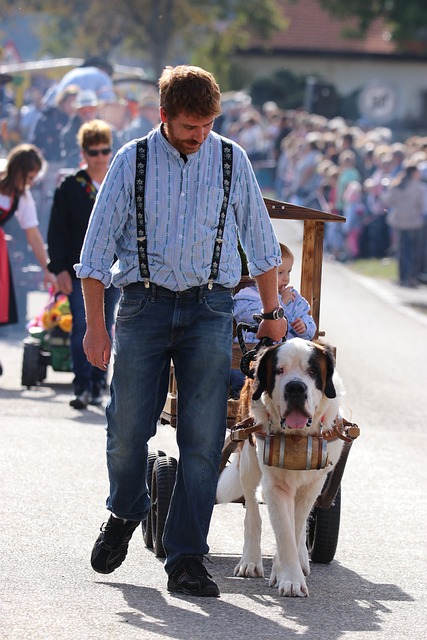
left=234, top=53, right=427, bottom=123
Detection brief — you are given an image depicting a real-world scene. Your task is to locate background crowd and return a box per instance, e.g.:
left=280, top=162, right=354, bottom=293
left=1, top=59, right=427, bottom=310
left=216, top=99, right=427, bottom=287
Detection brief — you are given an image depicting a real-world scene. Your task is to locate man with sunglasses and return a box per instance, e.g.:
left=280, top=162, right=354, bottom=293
left=76, top=66, right=286, bottom=597
left=47, top=119, right=119, bottom=409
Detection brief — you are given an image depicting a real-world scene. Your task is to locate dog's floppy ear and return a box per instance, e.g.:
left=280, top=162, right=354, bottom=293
left=322, top=345, right=336, bottom=399
left=252, top=346, right=278, bottom=401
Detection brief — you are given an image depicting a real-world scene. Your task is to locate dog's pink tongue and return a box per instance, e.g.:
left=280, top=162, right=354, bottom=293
left=285, top=410, right=309, bottom=429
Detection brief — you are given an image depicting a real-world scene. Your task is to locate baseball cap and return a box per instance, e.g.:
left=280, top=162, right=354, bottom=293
left=75, top=89, right=99, bottom=109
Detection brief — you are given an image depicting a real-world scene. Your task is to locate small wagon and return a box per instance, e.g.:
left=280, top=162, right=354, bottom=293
left=21, top=293, right=72, bottom=389
left=142, top=199, right=359, bottom=562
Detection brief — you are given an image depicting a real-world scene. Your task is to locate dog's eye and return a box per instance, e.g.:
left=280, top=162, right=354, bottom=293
left=307, top=367, right=317, bottom=377
left=275, top=367, right=284, bottom=375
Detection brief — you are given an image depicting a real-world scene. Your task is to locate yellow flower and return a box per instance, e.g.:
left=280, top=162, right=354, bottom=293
left=58, top=314, right=73, bottom=333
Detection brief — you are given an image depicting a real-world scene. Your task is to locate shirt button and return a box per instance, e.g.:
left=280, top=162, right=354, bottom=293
left=181, top=192, right=185, bottom=197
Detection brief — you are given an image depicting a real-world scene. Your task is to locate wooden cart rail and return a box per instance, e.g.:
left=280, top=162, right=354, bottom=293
left=264, top=198, right=345, bottom=336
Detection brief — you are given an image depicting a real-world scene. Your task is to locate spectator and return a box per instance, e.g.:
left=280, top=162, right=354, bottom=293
left=30, top=85, right=80, bottom=236
left=119, top=92, right=160, bottom=145
left=386, top=163, right=425, bottom=287
left=60, top=90, right=100, bottom=167
left=342, top=180, right=366, bottom=260
left=0, top=144, right=57, bottom=333
left=335, top=150, right=360, bottom=214
left=47, top=119, right=119, bottom=408
left=31, top=85, right=79, bottom=162
left=364, top=149, right=392, bottom=258
left=19, top=83, right=45, bottom=141
left=60, top=89, right=120, bottom=168
left=290, top=134, right=323, bottom=208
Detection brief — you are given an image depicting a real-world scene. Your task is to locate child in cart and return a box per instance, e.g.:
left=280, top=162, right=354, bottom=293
left=231, top=243, right=317, bottom=397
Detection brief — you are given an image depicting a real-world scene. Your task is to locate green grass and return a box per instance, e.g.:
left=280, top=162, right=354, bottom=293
left=347, top=257, right=398, bottom=280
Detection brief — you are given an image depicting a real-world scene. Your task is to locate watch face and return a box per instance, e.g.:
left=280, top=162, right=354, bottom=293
left=275, top=307, right=285, bottom=319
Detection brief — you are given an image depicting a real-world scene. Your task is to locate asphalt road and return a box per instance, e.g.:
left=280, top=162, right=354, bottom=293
left=1, top=220, right=426, bottom=639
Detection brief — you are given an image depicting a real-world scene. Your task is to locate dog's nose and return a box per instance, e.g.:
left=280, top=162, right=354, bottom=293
left=285, top=380, right=307, bottom=398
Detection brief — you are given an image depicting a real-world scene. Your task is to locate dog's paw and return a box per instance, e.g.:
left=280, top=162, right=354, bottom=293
left=234, top=559, right=264, bottom=578
left=269, top=567, right=309, bottom=597
left=277, top=579, right=309, bottom=598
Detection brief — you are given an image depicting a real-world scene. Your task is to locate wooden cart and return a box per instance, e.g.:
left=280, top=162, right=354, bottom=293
left=145, top=199, right=351, bottom=562
left=159, top=200, right=345, bottom=428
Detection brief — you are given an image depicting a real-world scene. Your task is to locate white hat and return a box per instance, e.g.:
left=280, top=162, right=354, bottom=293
left=75, top=89, right=98, bottom=108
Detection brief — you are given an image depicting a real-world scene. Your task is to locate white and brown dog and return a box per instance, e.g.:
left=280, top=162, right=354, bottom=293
left=217, top=338, right=345, bottom=597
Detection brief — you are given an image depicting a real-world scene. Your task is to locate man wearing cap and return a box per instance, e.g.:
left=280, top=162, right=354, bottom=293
left=60, top=90, right=100, bottom=167
left=60, top=90, right=120, bottom=168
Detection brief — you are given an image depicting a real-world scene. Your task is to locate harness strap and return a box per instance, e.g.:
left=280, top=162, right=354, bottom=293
left=229, top=416, right=265, bottom=443
left=322, top=417, right=360, bottom=443
left=134, top=136, right=233, bottom=289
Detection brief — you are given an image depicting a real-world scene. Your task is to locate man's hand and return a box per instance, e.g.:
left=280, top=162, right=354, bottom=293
left=256, top=317, right=287, bottom=342
left=81, top=277, right=109, bottom=370
left=83, top=326, right=111, bottom=371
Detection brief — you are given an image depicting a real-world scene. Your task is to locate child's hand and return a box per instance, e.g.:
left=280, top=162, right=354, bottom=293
left=280, top=286, right=296, bottom=306
left=291, top=318, right=306, bottom=334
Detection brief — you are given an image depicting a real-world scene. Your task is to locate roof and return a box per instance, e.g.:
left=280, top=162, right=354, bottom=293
left=245, top=0, right=399, bottom=57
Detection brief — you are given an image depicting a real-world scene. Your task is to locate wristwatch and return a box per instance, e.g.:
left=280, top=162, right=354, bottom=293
left=260, top=306, right=285, bottom=320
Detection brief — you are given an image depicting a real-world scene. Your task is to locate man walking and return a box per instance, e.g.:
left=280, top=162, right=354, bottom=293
left=75, top=65, right=287, bottom=597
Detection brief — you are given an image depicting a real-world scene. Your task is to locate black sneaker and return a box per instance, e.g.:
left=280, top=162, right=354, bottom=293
left=91, top=515, right=140, bottom=574
left=167, top=556, right=220, bottom=597
left=70, top=390, right=90, bottom=409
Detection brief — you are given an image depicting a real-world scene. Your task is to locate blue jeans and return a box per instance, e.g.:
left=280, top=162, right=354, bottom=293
left=398, top=229, right=422, bottom=285
left=105, top=282, right=233, bottom=571
left=68, top=279, right=119, bottom=393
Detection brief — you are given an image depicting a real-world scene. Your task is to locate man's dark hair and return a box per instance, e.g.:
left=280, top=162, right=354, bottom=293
left=159, top=65, right=221, bottom=120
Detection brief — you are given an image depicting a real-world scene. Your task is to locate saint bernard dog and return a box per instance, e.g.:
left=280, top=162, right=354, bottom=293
left=217, top=338, right=345, bottom=597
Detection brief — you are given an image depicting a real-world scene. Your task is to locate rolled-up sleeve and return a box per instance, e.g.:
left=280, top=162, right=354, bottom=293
left=232, top=150, right=281, bottom=276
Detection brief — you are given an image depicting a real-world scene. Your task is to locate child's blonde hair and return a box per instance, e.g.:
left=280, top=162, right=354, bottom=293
left=279, top=243, right=294, bottom=262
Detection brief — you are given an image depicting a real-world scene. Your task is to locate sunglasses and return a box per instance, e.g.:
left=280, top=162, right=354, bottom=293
left=85, top=147, right=112, bottom=157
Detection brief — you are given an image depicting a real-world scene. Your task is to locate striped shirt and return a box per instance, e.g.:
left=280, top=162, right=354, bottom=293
left=75, top=126, right=281, bottom=290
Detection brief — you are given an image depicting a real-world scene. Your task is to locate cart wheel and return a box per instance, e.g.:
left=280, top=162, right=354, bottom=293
left=21, top=340, right=41, bottom=389
left=142, top=449, right=166, bottom=548
left=307, top=485, right=341, bottom=563
left=151, top=456, right=177, bottom=558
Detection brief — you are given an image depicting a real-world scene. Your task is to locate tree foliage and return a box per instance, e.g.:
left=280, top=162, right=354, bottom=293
left=318, top=0, right=427, bottom=51
left=0, top=0, right=284, bottom=88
